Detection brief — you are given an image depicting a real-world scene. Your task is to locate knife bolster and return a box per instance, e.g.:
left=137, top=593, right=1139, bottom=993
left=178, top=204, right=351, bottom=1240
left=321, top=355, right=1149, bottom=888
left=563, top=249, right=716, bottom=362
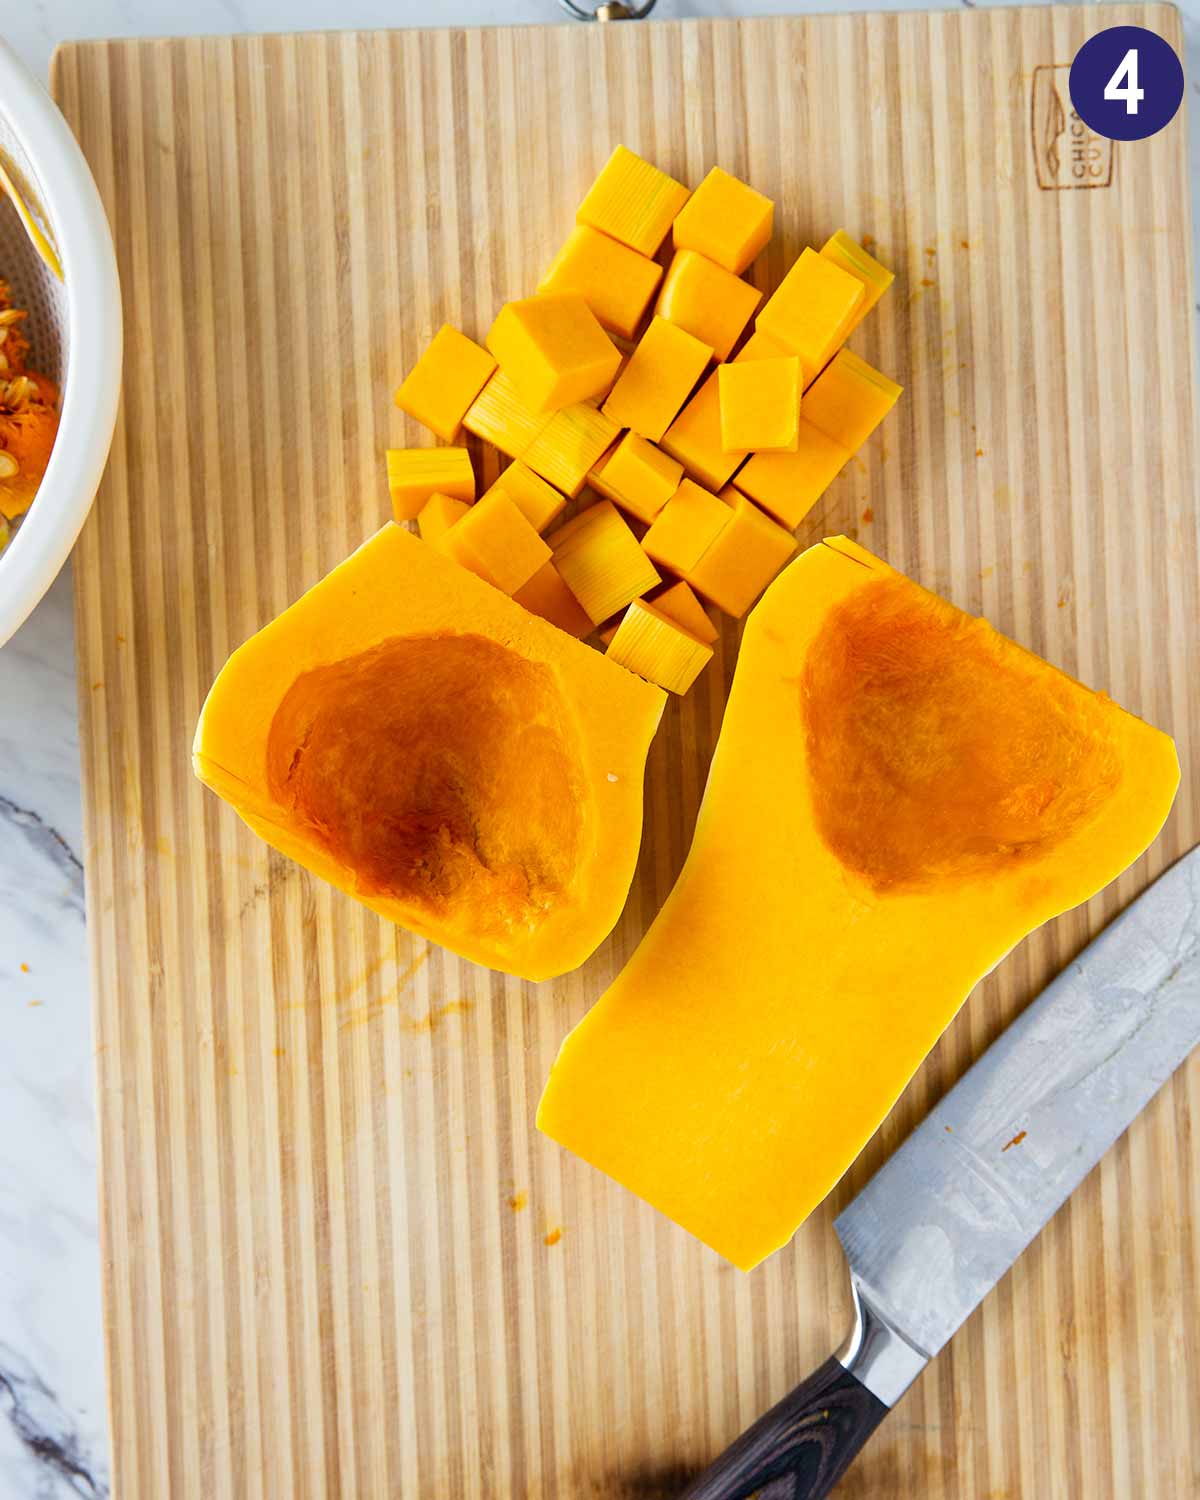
left=835, top=1277, right=929, bottom=1407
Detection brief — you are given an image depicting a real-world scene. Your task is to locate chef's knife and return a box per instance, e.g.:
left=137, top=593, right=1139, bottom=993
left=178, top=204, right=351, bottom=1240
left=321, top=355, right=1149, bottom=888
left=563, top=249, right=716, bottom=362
left=679, top=843, right=1200, bottom=1500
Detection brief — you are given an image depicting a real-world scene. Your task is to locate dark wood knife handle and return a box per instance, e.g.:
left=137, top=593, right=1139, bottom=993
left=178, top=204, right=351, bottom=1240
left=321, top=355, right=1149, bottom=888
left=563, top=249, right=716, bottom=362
left=677, top=1356, right=887, bottom=1500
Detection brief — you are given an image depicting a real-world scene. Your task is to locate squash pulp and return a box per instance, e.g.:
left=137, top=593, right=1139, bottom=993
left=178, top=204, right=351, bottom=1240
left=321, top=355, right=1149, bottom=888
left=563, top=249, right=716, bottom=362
left=194, top=525, right=666, bottom=980
left=538, top=537, right=1179, bottom=1268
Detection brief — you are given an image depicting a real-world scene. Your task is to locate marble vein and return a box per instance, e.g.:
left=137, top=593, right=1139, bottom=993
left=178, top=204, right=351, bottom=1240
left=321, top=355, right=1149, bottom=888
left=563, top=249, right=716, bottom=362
left=0, top=1347, right=108, bottom=1500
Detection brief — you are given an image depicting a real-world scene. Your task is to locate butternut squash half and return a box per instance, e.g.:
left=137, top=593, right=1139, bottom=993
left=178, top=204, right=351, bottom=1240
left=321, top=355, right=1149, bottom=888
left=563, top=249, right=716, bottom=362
left=194, top=525, right=665, bottom=981
left=538, top=537, right=1179, bottom=1269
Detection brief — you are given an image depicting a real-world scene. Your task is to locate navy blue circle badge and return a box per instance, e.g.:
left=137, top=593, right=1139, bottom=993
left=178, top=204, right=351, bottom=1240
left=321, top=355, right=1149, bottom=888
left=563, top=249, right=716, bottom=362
left=1069, top=26, right=1184, bottom=142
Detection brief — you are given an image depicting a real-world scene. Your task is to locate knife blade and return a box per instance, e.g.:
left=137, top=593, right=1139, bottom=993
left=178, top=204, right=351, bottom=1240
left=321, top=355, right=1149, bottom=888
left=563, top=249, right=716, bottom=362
left=679, top=844, right=1200, bottom=1500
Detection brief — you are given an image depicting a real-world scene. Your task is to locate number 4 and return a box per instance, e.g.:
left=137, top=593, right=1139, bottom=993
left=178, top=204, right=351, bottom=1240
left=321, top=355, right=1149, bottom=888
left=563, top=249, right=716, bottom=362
left=1104, top=48, right=1145, bottom=115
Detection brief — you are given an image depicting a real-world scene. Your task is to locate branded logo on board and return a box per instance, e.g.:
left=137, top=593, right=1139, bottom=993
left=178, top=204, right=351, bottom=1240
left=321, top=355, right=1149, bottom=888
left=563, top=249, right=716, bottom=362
left=1031, top=65, right=1115, bottom=189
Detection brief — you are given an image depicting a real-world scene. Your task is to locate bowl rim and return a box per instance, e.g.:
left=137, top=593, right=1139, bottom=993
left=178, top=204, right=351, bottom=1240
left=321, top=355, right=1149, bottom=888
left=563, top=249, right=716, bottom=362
left=0, top=37, right=122, bottom=648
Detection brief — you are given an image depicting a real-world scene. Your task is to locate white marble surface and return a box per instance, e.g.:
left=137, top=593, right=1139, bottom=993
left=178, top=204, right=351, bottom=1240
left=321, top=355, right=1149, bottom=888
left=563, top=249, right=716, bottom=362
left=0, top=1, right=1197, bottom=1496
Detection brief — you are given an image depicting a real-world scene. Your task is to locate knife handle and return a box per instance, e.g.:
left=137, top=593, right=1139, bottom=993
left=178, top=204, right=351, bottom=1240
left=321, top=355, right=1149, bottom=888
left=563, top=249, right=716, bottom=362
left=676, top=1357, right=886, bottom=1500
left=677, top=1280, right=927, bottom=1500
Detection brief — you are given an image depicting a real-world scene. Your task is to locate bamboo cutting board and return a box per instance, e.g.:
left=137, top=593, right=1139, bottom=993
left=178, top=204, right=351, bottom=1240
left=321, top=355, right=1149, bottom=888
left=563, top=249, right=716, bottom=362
left=55, top=9, right=1200, bottom=1497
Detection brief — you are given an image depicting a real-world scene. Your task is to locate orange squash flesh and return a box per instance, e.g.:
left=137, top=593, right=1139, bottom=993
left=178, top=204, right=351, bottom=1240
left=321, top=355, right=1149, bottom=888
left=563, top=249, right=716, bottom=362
left=538, top=537, right=1179, bottom=1269
left=194, top=525, right=666, bottom=981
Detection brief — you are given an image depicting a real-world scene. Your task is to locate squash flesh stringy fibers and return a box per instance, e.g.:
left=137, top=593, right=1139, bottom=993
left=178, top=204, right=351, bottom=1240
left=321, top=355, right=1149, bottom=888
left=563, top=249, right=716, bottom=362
left=538, top=537, right=1180, bottom=1270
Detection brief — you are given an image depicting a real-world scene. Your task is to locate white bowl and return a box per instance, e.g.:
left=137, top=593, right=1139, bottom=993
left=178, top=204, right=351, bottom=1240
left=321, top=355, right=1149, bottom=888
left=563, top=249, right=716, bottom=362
left=0, top=38, right=121, bottom=648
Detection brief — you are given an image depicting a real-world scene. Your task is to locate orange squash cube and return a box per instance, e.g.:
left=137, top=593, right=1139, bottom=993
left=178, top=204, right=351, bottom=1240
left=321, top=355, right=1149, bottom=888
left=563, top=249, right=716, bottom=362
left=641, top=478, right=730, bottom=576
left=660, top=371, right=744, bottom=492
left=606, top=598, right=713, bottom=695
left=512, top=560, right=594, bottom=638
left=820, top=230, right=895, bottom=333
left=549, top=500, right=661, bottom=624
left=576, top=145, right=691, bottom=259
left=590, top=431, right=683, bottom=524
left=756, top=247, right=865, bottom=385
left=386, top=446, right=475, bottom=521
left=523, top=402, right=621, bottom=499
left=438, top=489, right=551, bottom=595
left=671, top=166, right=774, bottom=275
left=463, top=368, right=549, bottom=459
left=718, top=355, right=802, bottom=454
left=649, top=579, right=718, bottom=645
left=393, top=324, right=497, bottom=441
left=539, top=225, right=663, bottom=341
left=734, top=328, right=790, bottom=363
left=734, top=420, right=851, bottom=528
left=656, top=250, right=762, bottom=361
left=687, top=494, right=797, bottom=617
left=486, top=294, right=621, bottom=414
left=484, top=462, right=566, bottom=533
left=602, top=315, right=712, bottom=442
left=417, top=491, right=471, bottom=545
left=802, top=349, right=902, bottom=451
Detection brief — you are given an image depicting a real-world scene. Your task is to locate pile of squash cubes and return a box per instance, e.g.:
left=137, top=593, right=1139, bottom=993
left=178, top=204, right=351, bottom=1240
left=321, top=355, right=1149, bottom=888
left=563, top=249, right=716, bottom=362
left=387, top=145, right=899, bottom=696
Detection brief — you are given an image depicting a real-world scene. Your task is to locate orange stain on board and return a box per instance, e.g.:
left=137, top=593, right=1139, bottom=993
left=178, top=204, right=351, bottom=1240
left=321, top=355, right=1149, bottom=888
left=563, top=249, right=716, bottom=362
left=920, top=277, right=936, bottom=288
left=976, top=448, right=985, bottom=458
left=861, top=506, right=874, bottom=524
left=307, top=944, right=431, bottom=1027
left=544, top=1227, right=563, bottom=1247
left=1002, top=1130, right=1027, bottom=1152
left=509, top=1191, right=528, bottom=1213
left=397, top=998, right=473, bottom=1035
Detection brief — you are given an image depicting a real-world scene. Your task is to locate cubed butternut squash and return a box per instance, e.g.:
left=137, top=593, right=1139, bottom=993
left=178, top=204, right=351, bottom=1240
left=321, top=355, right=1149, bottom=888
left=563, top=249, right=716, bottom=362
left=590, top=431, right=683, bottom=524
left=641, top=478, right=730, bottom=576
left=655, top=250, right=762, bottom=361
left=539, top=224, right=663, bottom=341
left=463, top=369, right=549, bottom=459
left=820, top=230, right=895, bottom=333
left=687, top=494, right=797, bottom=616
left=733, top=329, right=790, bottom=364
left=523, top=402, right=622, bottom=499
left=648, top=579, right=718, bottom=646
left=756, top=247, right=865, bottom=385
left=549, top=500, right=661, bottom=624
left=734, top=421, right=852, bottom=529
left=438, top=490, right=551, bottom=595
left=671, top=166, right=774, bottom=275
left=386, top=446, right=475, bottom=521
left=717, top=355, right=802, bottom=454
left=512, top=560, right=594, bottom=638
left=602, top=315, right=712, bottom=442
left=606, top=597, right=713, bottom=695
left=484, top=462, right=567, bottom=533
left=394, top=324, right=497, bottom=441
left=576, top=145, right=691, bottom=259
left=487, top=294, right=621, bottom=414
left=802, top=348, right=902, bottom=451
left=417, top=491, right=471, bottom=545
left=660, top=372, right=744, bottom=493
